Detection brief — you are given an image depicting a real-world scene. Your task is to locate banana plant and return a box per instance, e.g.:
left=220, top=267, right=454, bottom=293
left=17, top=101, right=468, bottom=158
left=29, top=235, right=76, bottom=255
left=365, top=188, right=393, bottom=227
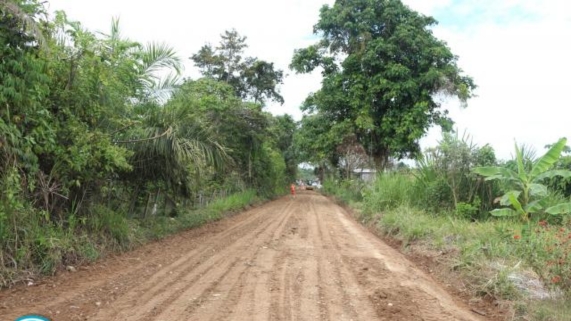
left=472, top=138, right=571, bottom=222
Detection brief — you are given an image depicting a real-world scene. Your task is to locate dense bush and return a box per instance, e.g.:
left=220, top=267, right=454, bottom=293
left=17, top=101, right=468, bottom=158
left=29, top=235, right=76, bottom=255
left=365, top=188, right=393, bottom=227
left=0, top=1, right=294, bottom=286
left=414, top=132, right=499, bottom=218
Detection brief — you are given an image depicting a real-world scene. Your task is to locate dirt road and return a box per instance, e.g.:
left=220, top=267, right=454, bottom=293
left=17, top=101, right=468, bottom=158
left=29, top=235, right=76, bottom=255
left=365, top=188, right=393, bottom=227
left=1, top=191, right=485, bottom=321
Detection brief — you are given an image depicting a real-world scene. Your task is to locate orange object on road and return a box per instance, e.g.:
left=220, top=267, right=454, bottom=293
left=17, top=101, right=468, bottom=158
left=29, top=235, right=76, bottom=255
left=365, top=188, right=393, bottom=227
left=290, top=184, right=296, bottom=197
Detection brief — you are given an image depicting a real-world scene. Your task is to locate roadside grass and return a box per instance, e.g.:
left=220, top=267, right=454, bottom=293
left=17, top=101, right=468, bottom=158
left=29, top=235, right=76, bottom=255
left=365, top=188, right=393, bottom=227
left=139, top=189, right=260, bottom=240
left=0, top=189, right=262, bottom=288
left=323, top=179, right=364, bottom=205
left=323, top=176, right=571, bottom=321
left=526, top=300, right=571, bottom=321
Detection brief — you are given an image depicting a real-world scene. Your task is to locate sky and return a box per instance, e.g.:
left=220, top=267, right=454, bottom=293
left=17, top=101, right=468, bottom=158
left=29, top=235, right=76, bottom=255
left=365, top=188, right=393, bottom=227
left=45, top=0, right=571, bottom=161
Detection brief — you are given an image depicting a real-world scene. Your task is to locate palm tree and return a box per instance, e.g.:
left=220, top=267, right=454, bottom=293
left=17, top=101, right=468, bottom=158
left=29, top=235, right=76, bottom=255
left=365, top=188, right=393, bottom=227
left=115, top=102, right=229, bottom=208
left=97, top=19, right=228, bottom=203
left=97, top=17, right=183, bottom=104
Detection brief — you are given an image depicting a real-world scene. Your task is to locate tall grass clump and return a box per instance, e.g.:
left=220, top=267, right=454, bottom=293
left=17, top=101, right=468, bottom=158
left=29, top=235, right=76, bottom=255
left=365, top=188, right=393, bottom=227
left=206, top=189, right=258, bottom=214
left=87, top=205, right=135, bottom=247
left=188, top=189, right=260, bottom=226
left=323, top=179, right=365, bottom=204
left=413, top=131, right=499, bottom=219
left=361, top=173, right=416, bottom=219
left=0, top=200, right=96, bottom=286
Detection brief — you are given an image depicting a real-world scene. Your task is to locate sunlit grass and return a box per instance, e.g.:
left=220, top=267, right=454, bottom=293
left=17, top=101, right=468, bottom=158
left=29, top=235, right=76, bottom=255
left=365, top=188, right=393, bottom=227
left=0, top=190, right=262, bottom=288
left=324, top=176, right=571, bottom=320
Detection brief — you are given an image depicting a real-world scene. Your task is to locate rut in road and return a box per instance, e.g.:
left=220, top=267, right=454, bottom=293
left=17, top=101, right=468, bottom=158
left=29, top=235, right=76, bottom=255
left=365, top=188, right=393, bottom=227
left=1, top=191, right=485, bottom=321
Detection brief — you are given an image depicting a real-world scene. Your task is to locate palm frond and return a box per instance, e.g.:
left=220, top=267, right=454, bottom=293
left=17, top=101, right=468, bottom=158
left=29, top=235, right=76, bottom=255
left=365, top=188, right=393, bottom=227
left=140, top=72, right=182, bottom=104
left=134, top=42, right=183, bottom=103
left=118, top=103, right=230, bottom=189
left=140, top=42, right=183, bottom=76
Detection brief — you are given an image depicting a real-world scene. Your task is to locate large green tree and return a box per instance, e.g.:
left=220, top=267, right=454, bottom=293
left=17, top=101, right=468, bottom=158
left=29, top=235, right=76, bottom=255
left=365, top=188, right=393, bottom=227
left=291, top=0, right=476, bottom=169
left=191, top=29, right=285, bottom=106
left=268, top=114, right=298, bottom=179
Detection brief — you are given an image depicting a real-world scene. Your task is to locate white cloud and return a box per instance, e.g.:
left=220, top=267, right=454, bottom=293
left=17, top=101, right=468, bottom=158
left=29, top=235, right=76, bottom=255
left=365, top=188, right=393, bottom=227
left=46, top=0, right=571, bottom=161
left=401, top=0, right=571, bottom=160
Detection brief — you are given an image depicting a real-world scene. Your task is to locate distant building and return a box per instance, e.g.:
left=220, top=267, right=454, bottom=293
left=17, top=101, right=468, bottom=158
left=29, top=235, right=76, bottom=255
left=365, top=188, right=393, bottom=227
left=352, top=168, right=377, bottom=182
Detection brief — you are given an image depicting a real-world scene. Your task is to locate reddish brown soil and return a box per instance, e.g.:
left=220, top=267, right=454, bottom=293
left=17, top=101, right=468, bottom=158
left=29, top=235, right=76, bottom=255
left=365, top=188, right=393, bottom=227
left=1, top=191, right=488, bottom=321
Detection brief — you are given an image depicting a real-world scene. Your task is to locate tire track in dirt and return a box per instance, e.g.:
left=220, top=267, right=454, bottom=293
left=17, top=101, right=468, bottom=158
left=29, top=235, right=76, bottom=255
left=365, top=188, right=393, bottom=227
left=159, top=198, right=297, bottom=321
left=319, top=194, right=480, bottom=321
left=218, top=200, right=308, bottom=321
left=0, top=203, right=272, bottom=319
left=311, top=195, right=378, bottom=321
left=1, top=200, right=286, bottom=320
left=2, top=192, right=487, bottom=321
left=307, top=196, right=331, bottom=321
left=262, top=194, right=329, bottom=321
left=110, top=210, right=269, bottom=312
left=91, top=200, right=296, bottom=321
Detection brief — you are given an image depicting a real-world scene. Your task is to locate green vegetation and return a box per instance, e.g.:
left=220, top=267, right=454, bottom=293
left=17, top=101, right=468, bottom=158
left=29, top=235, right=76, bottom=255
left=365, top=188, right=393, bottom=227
left=291, top=0, right=476, bottom=169
left=473, top=138, right=571, bottom=222
left=191, top=29, right=285, bottom=105
left=296, top=167, right=316, bottom=183
left=323, top=134, right=571, bottom=320
left=0, top=0, right=295, bottom=287
left=0, top=188, right=260, bottom=286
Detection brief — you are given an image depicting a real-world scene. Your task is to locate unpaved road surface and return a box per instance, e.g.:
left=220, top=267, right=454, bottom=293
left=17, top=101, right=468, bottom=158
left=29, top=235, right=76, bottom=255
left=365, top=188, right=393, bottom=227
left=1, top=191, right=485, bottom=321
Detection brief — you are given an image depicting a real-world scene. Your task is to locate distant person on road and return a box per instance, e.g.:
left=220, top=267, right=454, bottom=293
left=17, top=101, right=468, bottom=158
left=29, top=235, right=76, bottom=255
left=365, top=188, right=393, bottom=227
left=290, top=183, right=296, bottom=198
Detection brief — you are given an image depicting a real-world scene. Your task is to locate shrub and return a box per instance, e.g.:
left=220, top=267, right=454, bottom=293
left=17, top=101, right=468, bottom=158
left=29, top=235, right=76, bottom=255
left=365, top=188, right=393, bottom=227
left=455, top=198, right=481, bottom=220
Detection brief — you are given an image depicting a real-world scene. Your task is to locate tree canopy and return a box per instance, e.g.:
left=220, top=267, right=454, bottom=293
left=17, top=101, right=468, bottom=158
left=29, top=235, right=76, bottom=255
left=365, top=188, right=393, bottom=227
left=191, top=29, right=285, bottom=106
left=291, top=0, right=476, bottom=169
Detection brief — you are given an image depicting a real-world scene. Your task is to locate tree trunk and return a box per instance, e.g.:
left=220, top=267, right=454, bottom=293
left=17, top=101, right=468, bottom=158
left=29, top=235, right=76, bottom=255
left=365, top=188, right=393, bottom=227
left=317, top=165, right=325, bottom=184
left=143, top=192, right=152, bottom=219
left=372, top=153, right=390, bottom=172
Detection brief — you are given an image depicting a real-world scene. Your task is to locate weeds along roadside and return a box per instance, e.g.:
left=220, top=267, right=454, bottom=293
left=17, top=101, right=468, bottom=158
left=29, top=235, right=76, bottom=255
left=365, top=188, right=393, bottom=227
left=0, top=189, right=265, bottom=289
left=322, top=173, right=571, bottom=321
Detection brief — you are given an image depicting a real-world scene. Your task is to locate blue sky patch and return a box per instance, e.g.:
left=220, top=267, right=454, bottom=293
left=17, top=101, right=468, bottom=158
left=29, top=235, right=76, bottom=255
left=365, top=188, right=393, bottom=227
left=432, top=0, right=541, bottom=30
